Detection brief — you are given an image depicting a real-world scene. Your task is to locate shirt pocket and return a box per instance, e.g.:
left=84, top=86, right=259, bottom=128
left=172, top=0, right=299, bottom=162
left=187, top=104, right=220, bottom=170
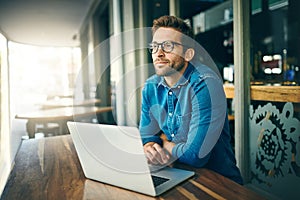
left=173, top=112, right=192, bottom=142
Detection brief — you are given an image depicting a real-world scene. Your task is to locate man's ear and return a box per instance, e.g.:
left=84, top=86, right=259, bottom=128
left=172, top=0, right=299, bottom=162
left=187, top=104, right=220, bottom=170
left=184, top=48, right=195, bottom=62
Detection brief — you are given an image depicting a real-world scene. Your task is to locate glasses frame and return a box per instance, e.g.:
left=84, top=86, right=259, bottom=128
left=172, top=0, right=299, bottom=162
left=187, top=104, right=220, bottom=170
left=148, top=40, right=186, bottom=54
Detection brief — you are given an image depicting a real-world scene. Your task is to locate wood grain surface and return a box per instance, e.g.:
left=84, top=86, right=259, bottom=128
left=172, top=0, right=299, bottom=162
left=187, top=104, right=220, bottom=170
left=224, top=84, right=300, bottom=102
left=2, top=135, right=266, bottom=200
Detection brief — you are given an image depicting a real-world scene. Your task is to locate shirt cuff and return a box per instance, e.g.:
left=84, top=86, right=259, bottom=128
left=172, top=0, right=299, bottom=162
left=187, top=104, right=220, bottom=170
left=142, top=136, right=163, bottom=147
left=172, top=143, right=184, bottom=159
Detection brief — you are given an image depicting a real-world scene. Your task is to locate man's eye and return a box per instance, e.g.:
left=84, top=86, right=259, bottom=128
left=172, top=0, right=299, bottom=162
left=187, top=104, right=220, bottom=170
left=150, top=44, right=157, bottom=48
left=163, top=42, right=173, bottom=48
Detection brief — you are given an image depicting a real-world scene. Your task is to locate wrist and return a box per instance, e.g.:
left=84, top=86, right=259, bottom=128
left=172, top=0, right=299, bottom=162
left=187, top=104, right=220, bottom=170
left=163, top=140, right=175, bottom=155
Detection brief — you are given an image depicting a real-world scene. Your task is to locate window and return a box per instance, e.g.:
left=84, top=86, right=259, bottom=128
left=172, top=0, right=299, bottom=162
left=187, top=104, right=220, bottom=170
left=8, top=43, right=81, bottom=115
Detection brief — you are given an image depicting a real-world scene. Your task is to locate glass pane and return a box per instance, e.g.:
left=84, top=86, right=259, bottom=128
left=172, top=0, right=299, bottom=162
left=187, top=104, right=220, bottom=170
left=249, top=0, right=300, bottom=199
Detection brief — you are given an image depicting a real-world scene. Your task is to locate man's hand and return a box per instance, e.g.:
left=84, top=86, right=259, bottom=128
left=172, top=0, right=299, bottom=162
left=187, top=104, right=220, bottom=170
left=160, top=134, right=176, bottom=155
left=143, top=142, right=170, bottom=165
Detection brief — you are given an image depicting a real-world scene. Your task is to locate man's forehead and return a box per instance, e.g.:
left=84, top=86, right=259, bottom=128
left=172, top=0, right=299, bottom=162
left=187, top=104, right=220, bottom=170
left=152, top=27, right=182, bottom=41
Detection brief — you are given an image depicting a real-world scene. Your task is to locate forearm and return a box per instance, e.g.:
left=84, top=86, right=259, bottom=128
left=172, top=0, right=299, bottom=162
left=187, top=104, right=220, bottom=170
left=160, top=135, right=207, bottom=167
left=172, top=143, right=209, bottom=167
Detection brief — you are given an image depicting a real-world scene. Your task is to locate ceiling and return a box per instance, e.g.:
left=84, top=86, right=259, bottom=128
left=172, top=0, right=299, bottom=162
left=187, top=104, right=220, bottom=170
left=0, top=0, right=224, bottom=47
left=0, top=0, right=95, bottom=47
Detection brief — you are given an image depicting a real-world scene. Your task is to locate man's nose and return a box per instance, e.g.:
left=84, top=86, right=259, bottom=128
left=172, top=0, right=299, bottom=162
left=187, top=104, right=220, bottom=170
left=156, top=47, right=165, bottom=56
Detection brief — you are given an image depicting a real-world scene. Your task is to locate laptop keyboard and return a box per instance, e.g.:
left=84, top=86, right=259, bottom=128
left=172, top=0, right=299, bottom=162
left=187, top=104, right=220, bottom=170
left=151, top=175, right=169, bottom=187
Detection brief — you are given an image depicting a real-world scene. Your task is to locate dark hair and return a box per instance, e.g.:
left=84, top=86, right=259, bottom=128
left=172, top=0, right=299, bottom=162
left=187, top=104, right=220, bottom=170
left=152, top=15, right=194, bottom=39
left=152, top=15, right=194, bottom=48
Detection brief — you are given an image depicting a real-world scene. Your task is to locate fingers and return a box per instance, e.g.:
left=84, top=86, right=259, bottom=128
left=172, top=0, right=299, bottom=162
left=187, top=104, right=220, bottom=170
left=144, top=143, right=170, bottom=165
left=152, top=143, right=170, bottom=164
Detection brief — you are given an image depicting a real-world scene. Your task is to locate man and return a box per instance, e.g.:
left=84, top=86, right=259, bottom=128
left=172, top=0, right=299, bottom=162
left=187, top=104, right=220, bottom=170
left=139, top=15, right=243, bottom=184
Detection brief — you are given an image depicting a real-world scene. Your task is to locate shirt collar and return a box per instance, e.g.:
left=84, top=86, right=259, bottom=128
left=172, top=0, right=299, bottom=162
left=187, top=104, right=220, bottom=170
left=157, top=63, right=194, bottom=88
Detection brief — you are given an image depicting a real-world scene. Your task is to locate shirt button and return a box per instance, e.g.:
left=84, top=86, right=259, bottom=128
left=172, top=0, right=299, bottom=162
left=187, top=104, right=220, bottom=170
left=171, top=134, right=175, bottom=137
left=168, top=91, right=172, bottom=95
left=177, top=86, right=181, bottom=89
left=168, top=112, right=172, bottom=116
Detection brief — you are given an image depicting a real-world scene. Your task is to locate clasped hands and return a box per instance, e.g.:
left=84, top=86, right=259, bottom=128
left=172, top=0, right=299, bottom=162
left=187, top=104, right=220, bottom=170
left=143, top=133, right=176, bottom=165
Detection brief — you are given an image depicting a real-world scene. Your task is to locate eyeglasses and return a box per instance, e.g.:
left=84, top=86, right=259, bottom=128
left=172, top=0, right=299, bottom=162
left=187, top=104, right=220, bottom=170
left=148, top=40, right=185, bottom=54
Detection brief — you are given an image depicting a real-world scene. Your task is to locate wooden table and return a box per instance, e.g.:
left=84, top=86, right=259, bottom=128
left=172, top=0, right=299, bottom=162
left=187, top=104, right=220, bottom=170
left=15, top=106, right=113, bottom=138
left=224, top=83, right=300, bottom=103
left=1, top=135, right=266, bottom=200
left=39, top=98, right=101, bottom=109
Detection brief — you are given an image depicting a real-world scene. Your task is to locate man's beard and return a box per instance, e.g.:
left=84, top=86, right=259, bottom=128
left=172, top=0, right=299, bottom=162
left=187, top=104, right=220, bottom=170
left=154, top=57, right=186, bottom=77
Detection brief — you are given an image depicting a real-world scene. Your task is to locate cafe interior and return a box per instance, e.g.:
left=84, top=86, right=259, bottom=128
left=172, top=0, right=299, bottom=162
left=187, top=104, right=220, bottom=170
left=0, top=0, right=299, bottom=199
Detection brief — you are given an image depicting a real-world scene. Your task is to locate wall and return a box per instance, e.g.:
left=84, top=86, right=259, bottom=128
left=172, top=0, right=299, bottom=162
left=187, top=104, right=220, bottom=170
left=0, top=33, right=15, bottom=198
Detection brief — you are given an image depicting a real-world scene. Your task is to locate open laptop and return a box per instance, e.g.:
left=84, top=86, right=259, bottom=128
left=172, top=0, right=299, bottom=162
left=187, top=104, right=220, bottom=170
left=67, top=121, right=194, bottom=197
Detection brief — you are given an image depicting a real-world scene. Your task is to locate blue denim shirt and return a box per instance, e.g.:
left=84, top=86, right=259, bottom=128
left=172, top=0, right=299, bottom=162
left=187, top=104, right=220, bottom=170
left=139, top=63, right=243, bottom=184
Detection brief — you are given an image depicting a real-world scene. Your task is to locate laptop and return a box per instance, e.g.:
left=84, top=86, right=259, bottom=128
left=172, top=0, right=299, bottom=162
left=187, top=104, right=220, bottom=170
left=67, top=121, right=194, bottom=197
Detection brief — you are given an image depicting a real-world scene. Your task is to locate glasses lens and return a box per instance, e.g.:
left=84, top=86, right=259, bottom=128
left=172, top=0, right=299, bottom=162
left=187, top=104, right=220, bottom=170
left=148, top=42, right=158, bottom=54
left=162, top=41, right=174, bottom=53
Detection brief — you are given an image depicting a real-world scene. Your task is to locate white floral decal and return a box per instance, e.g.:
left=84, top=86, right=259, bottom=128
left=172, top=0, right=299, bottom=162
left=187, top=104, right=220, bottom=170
left=250, top=102, right=300, bottom=186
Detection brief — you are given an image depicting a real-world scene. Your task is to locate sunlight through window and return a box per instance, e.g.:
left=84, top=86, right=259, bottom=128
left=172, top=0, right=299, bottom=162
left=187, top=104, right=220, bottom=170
left=8, top=42, right=81, bottom=115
